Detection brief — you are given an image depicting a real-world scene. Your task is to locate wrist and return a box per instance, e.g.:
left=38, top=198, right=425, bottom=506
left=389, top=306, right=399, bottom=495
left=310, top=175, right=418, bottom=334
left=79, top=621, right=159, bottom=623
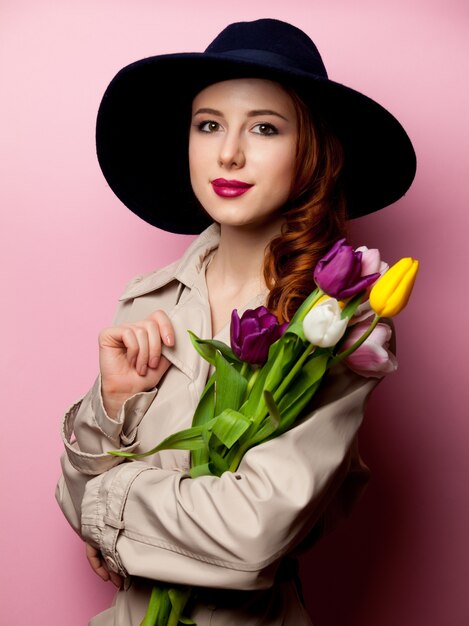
left=100, top=384, right=133, bottom=420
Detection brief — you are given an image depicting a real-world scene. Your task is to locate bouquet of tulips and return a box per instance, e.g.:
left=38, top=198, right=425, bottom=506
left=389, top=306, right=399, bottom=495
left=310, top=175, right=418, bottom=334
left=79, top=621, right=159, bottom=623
left=110, top=239, right=419, bottom=626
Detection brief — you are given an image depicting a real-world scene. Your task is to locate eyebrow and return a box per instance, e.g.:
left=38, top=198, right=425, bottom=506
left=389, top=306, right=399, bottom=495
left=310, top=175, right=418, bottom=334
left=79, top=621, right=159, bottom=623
left=193, top=107, right=289, bottom=121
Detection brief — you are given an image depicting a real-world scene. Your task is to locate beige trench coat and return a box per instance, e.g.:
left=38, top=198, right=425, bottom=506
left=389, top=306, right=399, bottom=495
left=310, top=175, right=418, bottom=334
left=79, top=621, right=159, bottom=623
left=55, top=224, right=385, bottom=626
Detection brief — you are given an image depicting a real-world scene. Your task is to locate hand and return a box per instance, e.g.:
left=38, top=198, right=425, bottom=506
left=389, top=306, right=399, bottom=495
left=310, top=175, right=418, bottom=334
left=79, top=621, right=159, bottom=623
left=98, top=310, right=174, bottom=418
left=85, top=542, right=123, bottom=588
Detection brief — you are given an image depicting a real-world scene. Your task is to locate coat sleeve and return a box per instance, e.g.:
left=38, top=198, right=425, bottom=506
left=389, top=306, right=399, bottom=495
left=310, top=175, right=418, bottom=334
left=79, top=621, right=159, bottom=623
left=55, top=288, right=159, bottom=535
left=77, top=363, right=383, bottom=590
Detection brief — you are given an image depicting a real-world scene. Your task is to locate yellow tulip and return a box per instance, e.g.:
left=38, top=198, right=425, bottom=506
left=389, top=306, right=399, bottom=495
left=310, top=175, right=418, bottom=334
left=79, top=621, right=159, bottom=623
left=369, top=257, right=419, bottom=317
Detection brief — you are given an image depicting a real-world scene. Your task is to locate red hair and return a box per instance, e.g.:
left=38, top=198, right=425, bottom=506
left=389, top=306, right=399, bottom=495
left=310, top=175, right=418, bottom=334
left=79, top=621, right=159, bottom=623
left=264, top=88, right=348, bottom=322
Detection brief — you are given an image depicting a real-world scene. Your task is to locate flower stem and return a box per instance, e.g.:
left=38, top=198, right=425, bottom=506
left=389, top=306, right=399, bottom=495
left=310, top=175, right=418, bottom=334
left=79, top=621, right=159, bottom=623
left=240, top=361, right=250, bottom=379
left=329, top=315, right=381, bottom=367
left=273, top=343, right=314, bottom=404
left=245, top=367, right=260, bottom=396
left=289, top=288, right=324, bottom=324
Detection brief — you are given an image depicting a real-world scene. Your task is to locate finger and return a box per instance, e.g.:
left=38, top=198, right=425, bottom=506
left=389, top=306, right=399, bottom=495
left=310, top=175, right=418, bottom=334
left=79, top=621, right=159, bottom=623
left=120, top=327, right=139, bottom=369
left=132, top=325, right=150, bottom=376
left=138, top=319, right=162, bottom=370
left=155, top=355, right=172, bottom=379
left=109, top=570, right=123, bottom=588
left=85, top=544, right=109, bottom=582
left=148, top=310, right=175, bottom=347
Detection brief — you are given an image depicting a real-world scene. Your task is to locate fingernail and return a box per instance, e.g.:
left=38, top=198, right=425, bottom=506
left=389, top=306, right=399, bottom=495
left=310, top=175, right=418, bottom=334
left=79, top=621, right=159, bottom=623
left=165, top=334, right=174, bottom=346
left=149, top=356, right=159, bottom=368
left=140, top=365, right=147, bottom=376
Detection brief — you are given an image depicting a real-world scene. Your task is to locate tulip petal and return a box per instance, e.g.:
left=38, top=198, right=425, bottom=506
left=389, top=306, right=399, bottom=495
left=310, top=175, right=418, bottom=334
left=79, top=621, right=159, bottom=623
left=255, top=306, right=271, bottom=317
left=259, top=312, right=279, bottom=330
left=342, top=322, right=397, bottom=378
left=356, top=246, right=381, bottom=276
left=230, top=310, right=241, bottom=356
left=240, top=329, right=273, bottom=365
left=314, top=239, right=376, bottom=300
left=239, top=317, right=260, bottom=342
left=338, top=272, right=381, bottom=299
left=319, top=237, right=346, bottom=263
left=303, top=298, right=348, bottom=347
left=370, top=258, right=419, bottom=316
left=230, top=305, right=289, bottom=365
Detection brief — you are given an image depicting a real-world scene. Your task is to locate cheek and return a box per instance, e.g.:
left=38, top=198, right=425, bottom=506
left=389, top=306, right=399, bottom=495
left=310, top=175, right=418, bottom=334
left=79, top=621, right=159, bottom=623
left=270, top=150, right=296, bottom=197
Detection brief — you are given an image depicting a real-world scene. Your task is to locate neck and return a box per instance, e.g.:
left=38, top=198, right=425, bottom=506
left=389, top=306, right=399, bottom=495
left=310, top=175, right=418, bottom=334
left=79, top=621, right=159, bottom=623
left=209, top=217, right=284, bottom=291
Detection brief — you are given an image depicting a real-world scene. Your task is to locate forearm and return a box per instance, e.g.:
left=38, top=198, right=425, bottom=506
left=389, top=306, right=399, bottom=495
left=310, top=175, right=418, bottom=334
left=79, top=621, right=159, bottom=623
left=55, top=375, right=158, bottom=533
left=79, top=367, right=379, bottom=587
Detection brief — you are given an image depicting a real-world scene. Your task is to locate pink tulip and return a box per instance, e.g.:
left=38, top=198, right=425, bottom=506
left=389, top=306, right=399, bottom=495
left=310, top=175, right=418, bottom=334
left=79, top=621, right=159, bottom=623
left=341, top=322, right=397, bottom=378
left=349, top=247, right=390, bottom=325
left=356, top=245, right=389, bottom=277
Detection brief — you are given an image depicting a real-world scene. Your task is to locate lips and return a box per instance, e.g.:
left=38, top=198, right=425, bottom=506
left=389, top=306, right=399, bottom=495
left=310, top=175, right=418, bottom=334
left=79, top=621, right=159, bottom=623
left=211, top=178, right=254, bottom=198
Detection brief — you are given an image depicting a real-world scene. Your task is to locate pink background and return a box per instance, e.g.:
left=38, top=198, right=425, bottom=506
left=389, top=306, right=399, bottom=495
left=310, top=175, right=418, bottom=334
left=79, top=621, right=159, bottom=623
left=1, top=1, right=468, bottom=624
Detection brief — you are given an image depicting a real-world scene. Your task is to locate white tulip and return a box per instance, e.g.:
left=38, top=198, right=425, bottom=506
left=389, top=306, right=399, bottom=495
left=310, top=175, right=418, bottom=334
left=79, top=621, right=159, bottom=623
left=303, top=298, right=348, bottom=348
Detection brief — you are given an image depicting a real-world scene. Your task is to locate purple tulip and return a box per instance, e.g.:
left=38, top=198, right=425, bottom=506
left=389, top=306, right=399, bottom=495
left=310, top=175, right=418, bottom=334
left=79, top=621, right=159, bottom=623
left=230, top=306, right=288, bottom=366
left=313, top=238, right=381, bottom=299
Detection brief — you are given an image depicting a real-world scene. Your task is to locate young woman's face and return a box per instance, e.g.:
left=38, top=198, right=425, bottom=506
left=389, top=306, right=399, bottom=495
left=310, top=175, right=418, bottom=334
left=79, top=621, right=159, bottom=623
left=189, top=78, right=298, bottom=229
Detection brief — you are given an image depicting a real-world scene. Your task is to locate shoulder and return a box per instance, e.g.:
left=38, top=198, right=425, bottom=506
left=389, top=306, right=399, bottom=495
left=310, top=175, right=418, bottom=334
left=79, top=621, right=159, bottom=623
left=118, top=223, right=221, bottom=302
left=118, top=258, right=182, bottom=302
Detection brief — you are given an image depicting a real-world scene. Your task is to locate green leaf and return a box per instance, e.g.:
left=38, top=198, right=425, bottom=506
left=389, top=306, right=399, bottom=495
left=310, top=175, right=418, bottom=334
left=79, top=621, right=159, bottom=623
left=189, top=462, right=216, bottom=478
left=277, top=352, right=329, bottom=413
left=341, top=291, right=366, bottom=320
left=192, top=374, right=215, bottom=428
left=283, top=321, right=306, bottom=341
left=211, top=409, right=251, bottom=449
left=244, top=418, right=279, bottom=447
left=214, top=351, right=247, bottom=414
left=274, top=353, right=330, bottom=431
left=154, top=427, right=210, bottom=451
left=276, top=379, right=322, bottom=432
left=227, top=415, right=280, bottom=469
left=109, top=423, right=214, bottom=459
left=288, top=288, right=322, bottom=324
left=240, top=339, right=300, bottom=418
left=264, top=342, right=301, bottom=390
left=263, top=390, right=281, bottom=429
left=188, top=332, right=241, bottom=366
left=191, top=374, right=216, bottom=468
left=302, top=350, right=330, bottom=383
left=207, top=445, right=229, bottom=475
left=239, top=360, right=272, bottom=417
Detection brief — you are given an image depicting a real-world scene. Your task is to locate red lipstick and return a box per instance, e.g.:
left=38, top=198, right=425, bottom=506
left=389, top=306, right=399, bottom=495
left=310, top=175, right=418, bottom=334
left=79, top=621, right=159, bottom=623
left=211, top=178, right=253, bottom=198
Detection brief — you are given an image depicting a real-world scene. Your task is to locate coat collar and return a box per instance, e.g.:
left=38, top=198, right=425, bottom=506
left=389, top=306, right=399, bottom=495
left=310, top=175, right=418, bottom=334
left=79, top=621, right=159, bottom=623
left=118, top=223, right=221, bottom=302
left=116, top=222, right=269, bottom=382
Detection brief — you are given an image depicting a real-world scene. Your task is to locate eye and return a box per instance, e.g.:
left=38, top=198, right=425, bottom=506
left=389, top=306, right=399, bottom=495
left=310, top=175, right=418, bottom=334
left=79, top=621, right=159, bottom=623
left=252, top=123, right=278, bottom=136
left=197, top=120, right=221, bottom=133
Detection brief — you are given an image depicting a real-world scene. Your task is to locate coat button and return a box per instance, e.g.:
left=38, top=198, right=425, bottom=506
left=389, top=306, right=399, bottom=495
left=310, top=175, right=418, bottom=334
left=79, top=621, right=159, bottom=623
left=104, top=555, right=118, bottom=572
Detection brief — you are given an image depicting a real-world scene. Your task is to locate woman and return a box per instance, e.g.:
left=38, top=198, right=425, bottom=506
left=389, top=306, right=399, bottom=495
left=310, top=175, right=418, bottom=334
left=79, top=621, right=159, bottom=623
left=55, top=18, right=416, bottom=625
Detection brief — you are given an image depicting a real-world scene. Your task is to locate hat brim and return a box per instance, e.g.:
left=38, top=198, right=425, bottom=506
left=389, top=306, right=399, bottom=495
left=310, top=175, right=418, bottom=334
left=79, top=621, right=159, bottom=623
left=96, top=52, right=416, bottom=234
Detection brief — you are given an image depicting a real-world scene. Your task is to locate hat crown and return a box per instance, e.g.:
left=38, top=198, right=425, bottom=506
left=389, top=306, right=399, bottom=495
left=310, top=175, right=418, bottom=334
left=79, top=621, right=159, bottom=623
left=205, top=18, right=328, bottom=78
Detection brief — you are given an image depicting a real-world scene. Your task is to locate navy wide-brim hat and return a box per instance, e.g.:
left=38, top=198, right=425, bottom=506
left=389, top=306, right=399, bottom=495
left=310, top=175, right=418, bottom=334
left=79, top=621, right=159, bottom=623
left=96, top=18, right=416, bottom=234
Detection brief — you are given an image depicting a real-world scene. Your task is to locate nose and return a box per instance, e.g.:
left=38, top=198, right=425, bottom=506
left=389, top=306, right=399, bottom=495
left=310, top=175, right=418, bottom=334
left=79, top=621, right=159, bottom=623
left=218, top=130, right=245, bottom=169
